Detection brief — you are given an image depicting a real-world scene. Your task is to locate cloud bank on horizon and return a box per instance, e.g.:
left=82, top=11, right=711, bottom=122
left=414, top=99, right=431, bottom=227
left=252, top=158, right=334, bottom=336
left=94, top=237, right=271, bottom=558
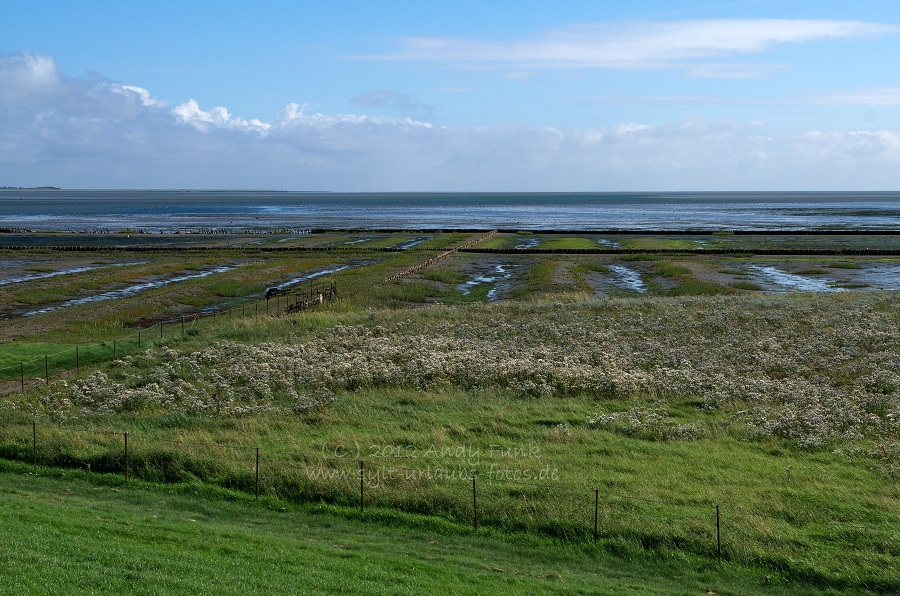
left=2, top=12, right=900, bottom=191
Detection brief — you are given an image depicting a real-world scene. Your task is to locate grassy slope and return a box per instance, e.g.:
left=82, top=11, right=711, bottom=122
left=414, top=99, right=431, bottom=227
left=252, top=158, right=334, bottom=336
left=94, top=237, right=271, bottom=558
left=0, top=464, right=856, bottom=595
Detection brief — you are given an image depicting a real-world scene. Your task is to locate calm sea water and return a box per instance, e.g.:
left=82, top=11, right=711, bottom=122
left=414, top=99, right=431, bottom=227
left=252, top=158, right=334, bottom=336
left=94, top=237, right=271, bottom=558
left=1, top=190, right=898, bottom=232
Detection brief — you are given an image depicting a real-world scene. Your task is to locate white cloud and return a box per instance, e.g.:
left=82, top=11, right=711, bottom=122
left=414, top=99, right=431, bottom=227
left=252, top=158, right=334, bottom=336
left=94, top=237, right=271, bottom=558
left=0, top=52, right=60, bottom=99
left=106, top=84, right=166, bottom=108
left=274, top=101, right=434, bottom=130
left=2, top=51, right=900, bottom=191
left=172, top=99, right=271, bottom=132
left=577, top=86, right=900, bottom=107
left=357, top=19, right=898, bottom=76
left=819, top=88, right=900, bottom=105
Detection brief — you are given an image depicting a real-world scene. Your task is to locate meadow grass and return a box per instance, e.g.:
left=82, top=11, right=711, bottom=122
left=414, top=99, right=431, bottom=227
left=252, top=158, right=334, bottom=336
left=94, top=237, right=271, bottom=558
left=2, top=464, right=853, bottom=596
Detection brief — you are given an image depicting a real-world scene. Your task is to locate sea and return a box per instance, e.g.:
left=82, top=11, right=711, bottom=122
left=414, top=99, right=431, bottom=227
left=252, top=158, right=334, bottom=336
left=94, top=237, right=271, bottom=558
left=1, top=189, right=899, bottom=232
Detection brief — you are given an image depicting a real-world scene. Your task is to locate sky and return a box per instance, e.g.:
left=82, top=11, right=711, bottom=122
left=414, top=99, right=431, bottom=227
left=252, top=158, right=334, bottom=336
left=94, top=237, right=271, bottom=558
left=2, top=0, right=900, bottom=191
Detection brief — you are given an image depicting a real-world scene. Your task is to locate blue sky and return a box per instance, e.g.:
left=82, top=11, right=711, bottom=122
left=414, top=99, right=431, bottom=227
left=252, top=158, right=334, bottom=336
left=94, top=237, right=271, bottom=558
left=2, top=1, right=900, bottom=191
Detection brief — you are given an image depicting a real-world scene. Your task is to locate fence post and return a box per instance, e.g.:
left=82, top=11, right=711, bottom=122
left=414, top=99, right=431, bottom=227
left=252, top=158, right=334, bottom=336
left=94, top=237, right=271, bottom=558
left=32, top=421, right=37, bottom=470
left=138, top=330, right=141, bottom=348
left=716, top=504, right=721, bottom=563
left=594, top=489, right=599, bottom=544
left=360, top=461, right=364, bottom=512
left=160, top=321, right=163, bottom=339
left=255, top=447, right=260, bottom=499
left=124, top=432, right=129, bottom=482
left=472, top=474, right=478, bottom=530
left=255, top=303, right=258, bottom=319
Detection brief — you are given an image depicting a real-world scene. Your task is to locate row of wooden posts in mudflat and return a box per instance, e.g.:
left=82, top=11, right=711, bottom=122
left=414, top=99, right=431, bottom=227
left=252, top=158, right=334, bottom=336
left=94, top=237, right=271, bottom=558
left=381, top=230, right=499, bottom=284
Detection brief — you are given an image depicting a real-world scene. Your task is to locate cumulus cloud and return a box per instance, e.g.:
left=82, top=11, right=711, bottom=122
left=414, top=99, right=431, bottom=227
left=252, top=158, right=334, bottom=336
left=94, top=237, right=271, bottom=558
left=172, top=99, right=271, bottom=133
left=2, top=51, right=900, bottom=191
left=0, top=52, right=60, bottom=99
left=356, top=19, right=898, bottom=76
left=106, top=84, right=166, bottom=108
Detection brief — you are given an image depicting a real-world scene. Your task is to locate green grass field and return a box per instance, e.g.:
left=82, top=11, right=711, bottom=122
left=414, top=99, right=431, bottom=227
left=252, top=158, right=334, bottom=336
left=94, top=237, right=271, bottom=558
left=1, top=232, right=898, bottom=593
left=0, top=463, right=873, bottom=595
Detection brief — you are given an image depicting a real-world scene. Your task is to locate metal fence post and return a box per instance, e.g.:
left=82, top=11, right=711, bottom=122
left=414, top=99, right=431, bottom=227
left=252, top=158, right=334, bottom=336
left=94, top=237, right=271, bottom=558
left=472, top=474, right=478, bottom=530
left=716, top=504, right=722, bottom=563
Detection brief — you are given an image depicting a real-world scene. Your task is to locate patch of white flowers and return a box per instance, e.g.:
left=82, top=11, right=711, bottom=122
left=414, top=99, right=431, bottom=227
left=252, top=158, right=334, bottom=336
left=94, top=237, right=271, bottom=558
left=29, top=294, right=898, bottom=460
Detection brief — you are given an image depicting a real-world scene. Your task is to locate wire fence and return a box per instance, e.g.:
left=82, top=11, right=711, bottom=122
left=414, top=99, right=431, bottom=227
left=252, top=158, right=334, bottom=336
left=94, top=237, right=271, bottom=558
left=0, top=280, right=336, bottom=395
left=1, top=420, right=894, bottom=570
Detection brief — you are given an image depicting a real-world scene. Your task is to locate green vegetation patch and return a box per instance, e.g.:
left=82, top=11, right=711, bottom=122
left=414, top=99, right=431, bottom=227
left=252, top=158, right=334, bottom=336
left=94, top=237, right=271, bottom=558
left=420, top=269, right=469, bottom=285
left=652, top=261, right=692, bottom=279
left=539, top=237, right=599, bottom=250
left=619, top=237, right=699, bottom=250
left=731, top=281, right=763, bottom=291
left=826, top=261, right=863, bottom=269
